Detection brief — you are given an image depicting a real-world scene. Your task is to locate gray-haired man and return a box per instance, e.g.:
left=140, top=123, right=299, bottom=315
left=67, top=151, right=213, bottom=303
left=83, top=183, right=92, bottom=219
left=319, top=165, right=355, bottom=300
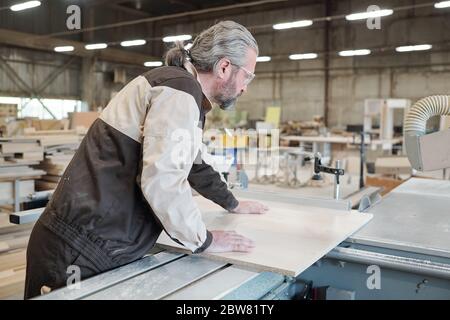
left=24, top=20, right=267, bottom=299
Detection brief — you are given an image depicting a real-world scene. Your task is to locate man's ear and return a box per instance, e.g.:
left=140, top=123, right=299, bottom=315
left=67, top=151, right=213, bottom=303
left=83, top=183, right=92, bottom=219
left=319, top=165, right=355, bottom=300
left=215, top=58, right=231, bottom=79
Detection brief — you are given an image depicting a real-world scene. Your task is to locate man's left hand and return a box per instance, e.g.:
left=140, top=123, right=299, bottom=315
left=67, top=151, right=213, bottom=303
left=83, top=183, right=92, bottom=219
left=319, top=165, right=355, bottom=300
left=231, top=200, right=268, bottom=214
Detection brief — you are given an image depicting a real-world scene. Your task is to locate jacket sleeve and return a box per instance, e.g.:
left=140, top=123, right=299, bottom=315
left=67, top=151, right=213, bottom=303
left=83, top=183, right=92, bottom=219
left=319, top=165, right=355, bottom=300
left=188, top=144, right=239, bottom=211
left=140, top=87, right=212, bottom=253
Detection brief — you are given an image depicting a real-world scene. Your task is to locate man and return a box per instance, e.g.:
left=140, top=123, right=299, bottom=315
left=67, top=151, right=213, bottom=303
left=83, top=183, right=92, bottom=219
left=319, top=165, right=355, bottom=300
left=24, top=20, right=267, bottom=299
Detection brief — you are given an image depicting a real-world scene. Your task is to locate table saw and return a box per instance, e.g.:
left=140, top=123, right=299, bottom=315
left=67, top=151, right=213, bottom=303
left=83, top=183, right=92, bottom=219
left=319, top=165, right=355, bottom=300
left=10, top=177, right=450, bottom=300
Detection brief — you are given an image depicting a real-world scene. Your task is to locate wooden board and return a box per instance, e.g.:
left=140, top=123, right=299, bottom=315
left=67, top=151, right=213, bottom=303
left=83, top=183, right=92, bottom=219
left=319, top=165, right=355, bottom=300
left=157, top=197, right=372, bottom=277
left=29, top=119, right=68, bottom=131
left=0, top=250, right=26, bottom=272
left=375, top=156, right=411, bottom=175
left=366, top=175, right=406, bottom=196
left=0, top=180, right=34, bottom=202
left=32, top=136, right=80, bottom=147
left=0, top=267, right=25, bottom=299
left=69, top=112, right=100, bottom=130
left=9, top=151, right=44, bottom=162
left=0, top=141, right=42, bottom=154
left=35, top=180, right=58, bottom=191
left=41, top=175, right=61, bottom=183
left=0, top=166, right=45, bottom=180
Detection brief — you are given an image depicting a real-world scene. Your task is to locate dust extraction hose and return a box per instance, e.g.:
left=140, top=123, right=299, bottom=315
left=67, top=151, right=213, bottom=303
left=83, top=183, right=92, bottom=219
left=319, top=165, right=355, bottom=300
left=404, top=95, right=450, bottom=171
left=404, top=95, right=450, bottom=135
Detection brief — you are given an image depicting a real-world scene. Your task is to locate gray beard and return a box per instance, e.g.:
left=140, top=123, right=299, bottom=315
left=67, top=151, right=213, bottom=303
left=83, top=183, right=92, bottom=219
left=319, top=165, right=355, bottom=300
left=215, top=70, right=239, bottom=110
left=218, top=96, right=237, bottom=110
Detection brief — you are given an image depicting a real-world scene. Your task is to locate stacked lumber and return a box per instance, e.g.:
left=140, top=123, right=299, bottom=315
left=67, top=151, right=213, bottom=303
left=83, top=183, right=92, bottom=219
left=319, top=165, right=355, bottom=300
left=0, top=138, right=44, bottom=164
left=28, top=119, right=69, bottom=131
left=280, top=116, right=325, bottom=137
left=0, top=139, right=46, bottom=208
left=0, top=166, right=45, bottom=209
left=23, top=128, right=82, bottom=148
left=35, top=145, right=77, bottom=191
left=0, top=213, right=33, bottom=299
left=19, top=128, right=81, bottom=191
left=35, top=154, right=73, bottom=191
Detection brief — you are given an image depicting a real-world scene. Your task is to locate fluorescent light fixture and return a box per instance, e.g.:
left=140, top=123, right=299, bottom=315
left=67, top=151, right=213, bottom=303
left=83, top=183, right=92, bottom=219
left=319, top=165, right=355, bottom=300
left=339, top=49, right=371, bottom=57
left=435, top=1, right=450, bottom=8
left=184, top=43, right=193, bottom=50
left=120, top=39, right=146, bottom=47
left=162, top=35, right=192, bottom=43
left=144, top=61, right=163, bottom=67
left=396, top=44, right=432, bottom=52
left=10, top=0, right=41, bottom=11
left=54, top=46, right=74, bottom=52
left=273, top=20, right=313, bottom=30
left=256, top=56, right=271, bottom=62
left=346, top=9, right=393, bottom=20
left=85, top=43, right=108, bottom=50
left=289, top=53, right=318, bottom=60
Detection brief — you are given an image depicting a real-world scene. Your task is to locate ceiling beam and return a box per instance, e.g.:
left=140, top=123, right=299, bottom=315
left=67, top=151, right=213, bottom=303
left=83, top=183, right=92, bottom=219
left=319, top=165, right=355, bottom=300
left=167, top=0, right=200, bottom=11
left=0, top=28, right=158, bottom=66
left=33, top=0, right=289, bottom=38
left=85, top=0, right=130, bottom=7
left=108, top=4, right=151, bottom=17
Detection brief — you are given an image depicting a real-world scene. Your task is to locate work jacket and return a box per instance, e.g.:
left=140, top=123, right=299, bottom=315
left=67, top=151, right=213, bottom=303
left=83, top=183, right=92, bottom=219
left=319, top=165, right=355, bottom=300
left=38, top=62, right=239, bottom=272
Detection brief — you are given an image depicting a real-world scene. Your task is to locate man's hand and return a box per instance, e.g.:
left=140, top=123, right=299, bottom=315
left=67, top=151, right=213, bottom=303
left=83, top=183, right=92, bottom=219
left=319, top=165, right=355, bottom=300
left=231, top=200, right=268, bottom=214
left=205, top=230, right=255, bottom=253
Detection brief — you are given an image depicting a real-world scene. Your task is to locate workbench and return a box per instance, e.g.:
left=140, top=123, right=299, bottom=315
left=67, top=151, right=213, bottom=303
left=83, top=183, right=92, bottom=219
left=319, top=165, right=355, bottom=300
left=281, top=135, right=403, bottom=146
left=281, top=135, right=403, bottom=157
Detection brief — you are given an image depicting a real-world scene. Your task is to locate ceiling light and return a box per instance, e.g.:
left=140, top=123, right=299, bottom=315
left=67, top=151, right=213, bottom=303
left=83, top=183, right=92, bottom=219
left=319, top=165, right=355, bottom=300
left=120, top=39, right=146, bottom=47
left=346, top=9, right=393, bottom=21
left=435, top=1, right=450, bottom=9
left=339, top=49, right=371, bottom=57
left=85, top=43, right=108, bottom=50
left=273, top=20, right=313, bottom=30
left=163, top=35, right=192, bottom=43
left=256, top=56, right=271, bottom=62
left=10, top=1, right=41, bottom=11
left=289, top=53, right=318, bottom=60
left=54, top=46, right=74, bottom=52
left=144, top=61, right=163, bottom=67
left=396, top=44, right=432, bottom=52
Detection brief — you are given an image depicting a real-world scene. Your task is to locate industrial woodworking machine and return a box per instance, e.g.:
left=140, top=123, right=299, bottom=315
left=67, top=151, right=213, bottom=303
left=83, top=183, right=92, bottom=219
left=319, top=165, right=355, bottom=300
left=9, top=177, right=450, bottom=300
left=9, top=95, right=450, bottom=299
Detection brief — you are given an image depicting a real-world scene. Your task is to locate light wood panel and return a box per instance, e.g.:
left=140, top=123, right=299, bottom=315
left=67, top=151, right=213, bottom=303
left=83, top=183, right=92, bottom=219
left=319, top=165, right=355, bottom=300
left=158, top=197, right=372, bottom=277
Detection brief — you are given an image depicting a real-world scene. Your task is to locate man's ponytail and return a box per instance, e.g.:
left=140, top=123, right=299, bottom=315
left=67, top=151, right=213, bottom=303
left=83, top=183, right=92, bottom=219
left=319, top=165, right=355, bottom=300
left=165, top=41, right=190, bottom=67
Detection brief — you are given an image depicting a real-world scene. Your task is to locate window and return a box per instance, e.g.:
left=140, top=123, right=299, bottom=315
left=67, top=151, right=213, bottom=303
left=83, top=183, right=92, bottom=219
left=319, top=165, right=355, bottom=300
left=0, top=96, right=85, bottom=120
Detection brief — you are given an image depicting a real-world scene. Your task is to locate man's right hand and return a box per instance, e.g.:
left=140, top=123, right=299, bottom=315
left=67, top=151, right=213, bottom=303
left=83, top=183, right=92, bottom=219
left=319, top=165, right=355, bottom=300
left=205, top=230, right=255, bottom=253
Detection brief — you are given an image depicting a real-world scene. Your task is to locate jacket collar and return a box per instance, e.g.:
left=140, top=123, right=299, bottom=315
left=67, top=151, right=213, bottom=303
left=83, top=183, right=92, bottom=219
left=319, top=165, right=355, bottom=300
left=184, top=61, right=213, bottom=114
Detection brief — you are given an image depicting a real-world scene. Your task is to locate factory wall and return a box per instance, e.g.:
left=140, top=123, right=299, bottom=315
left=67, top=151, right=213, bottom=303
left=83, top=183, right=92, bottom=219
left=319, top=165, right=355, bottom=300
left=0, top=0, right=150, bottom=109
left=1, top=0, right=450, bottom=127
left=0, top=46, right=134, bottom=109
left=0, top=46, right=81, bottom=99
left=161, top=0, right=450, bottom=128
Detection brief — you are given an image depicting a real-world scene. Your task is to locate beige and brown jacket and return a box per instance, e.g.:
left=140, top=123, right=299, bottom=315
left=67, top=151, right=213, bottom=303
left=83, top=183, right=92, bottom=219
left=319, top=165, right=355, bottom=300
left=38, top=64, right=239, bottom=271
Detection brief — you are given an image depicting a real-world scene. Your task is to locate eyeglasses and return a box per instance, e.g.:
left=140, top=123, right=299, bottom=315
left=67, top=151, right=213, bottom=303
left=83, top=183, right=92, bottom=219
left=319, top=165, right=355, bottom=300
left=231, top=63, right=255, bottom=86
